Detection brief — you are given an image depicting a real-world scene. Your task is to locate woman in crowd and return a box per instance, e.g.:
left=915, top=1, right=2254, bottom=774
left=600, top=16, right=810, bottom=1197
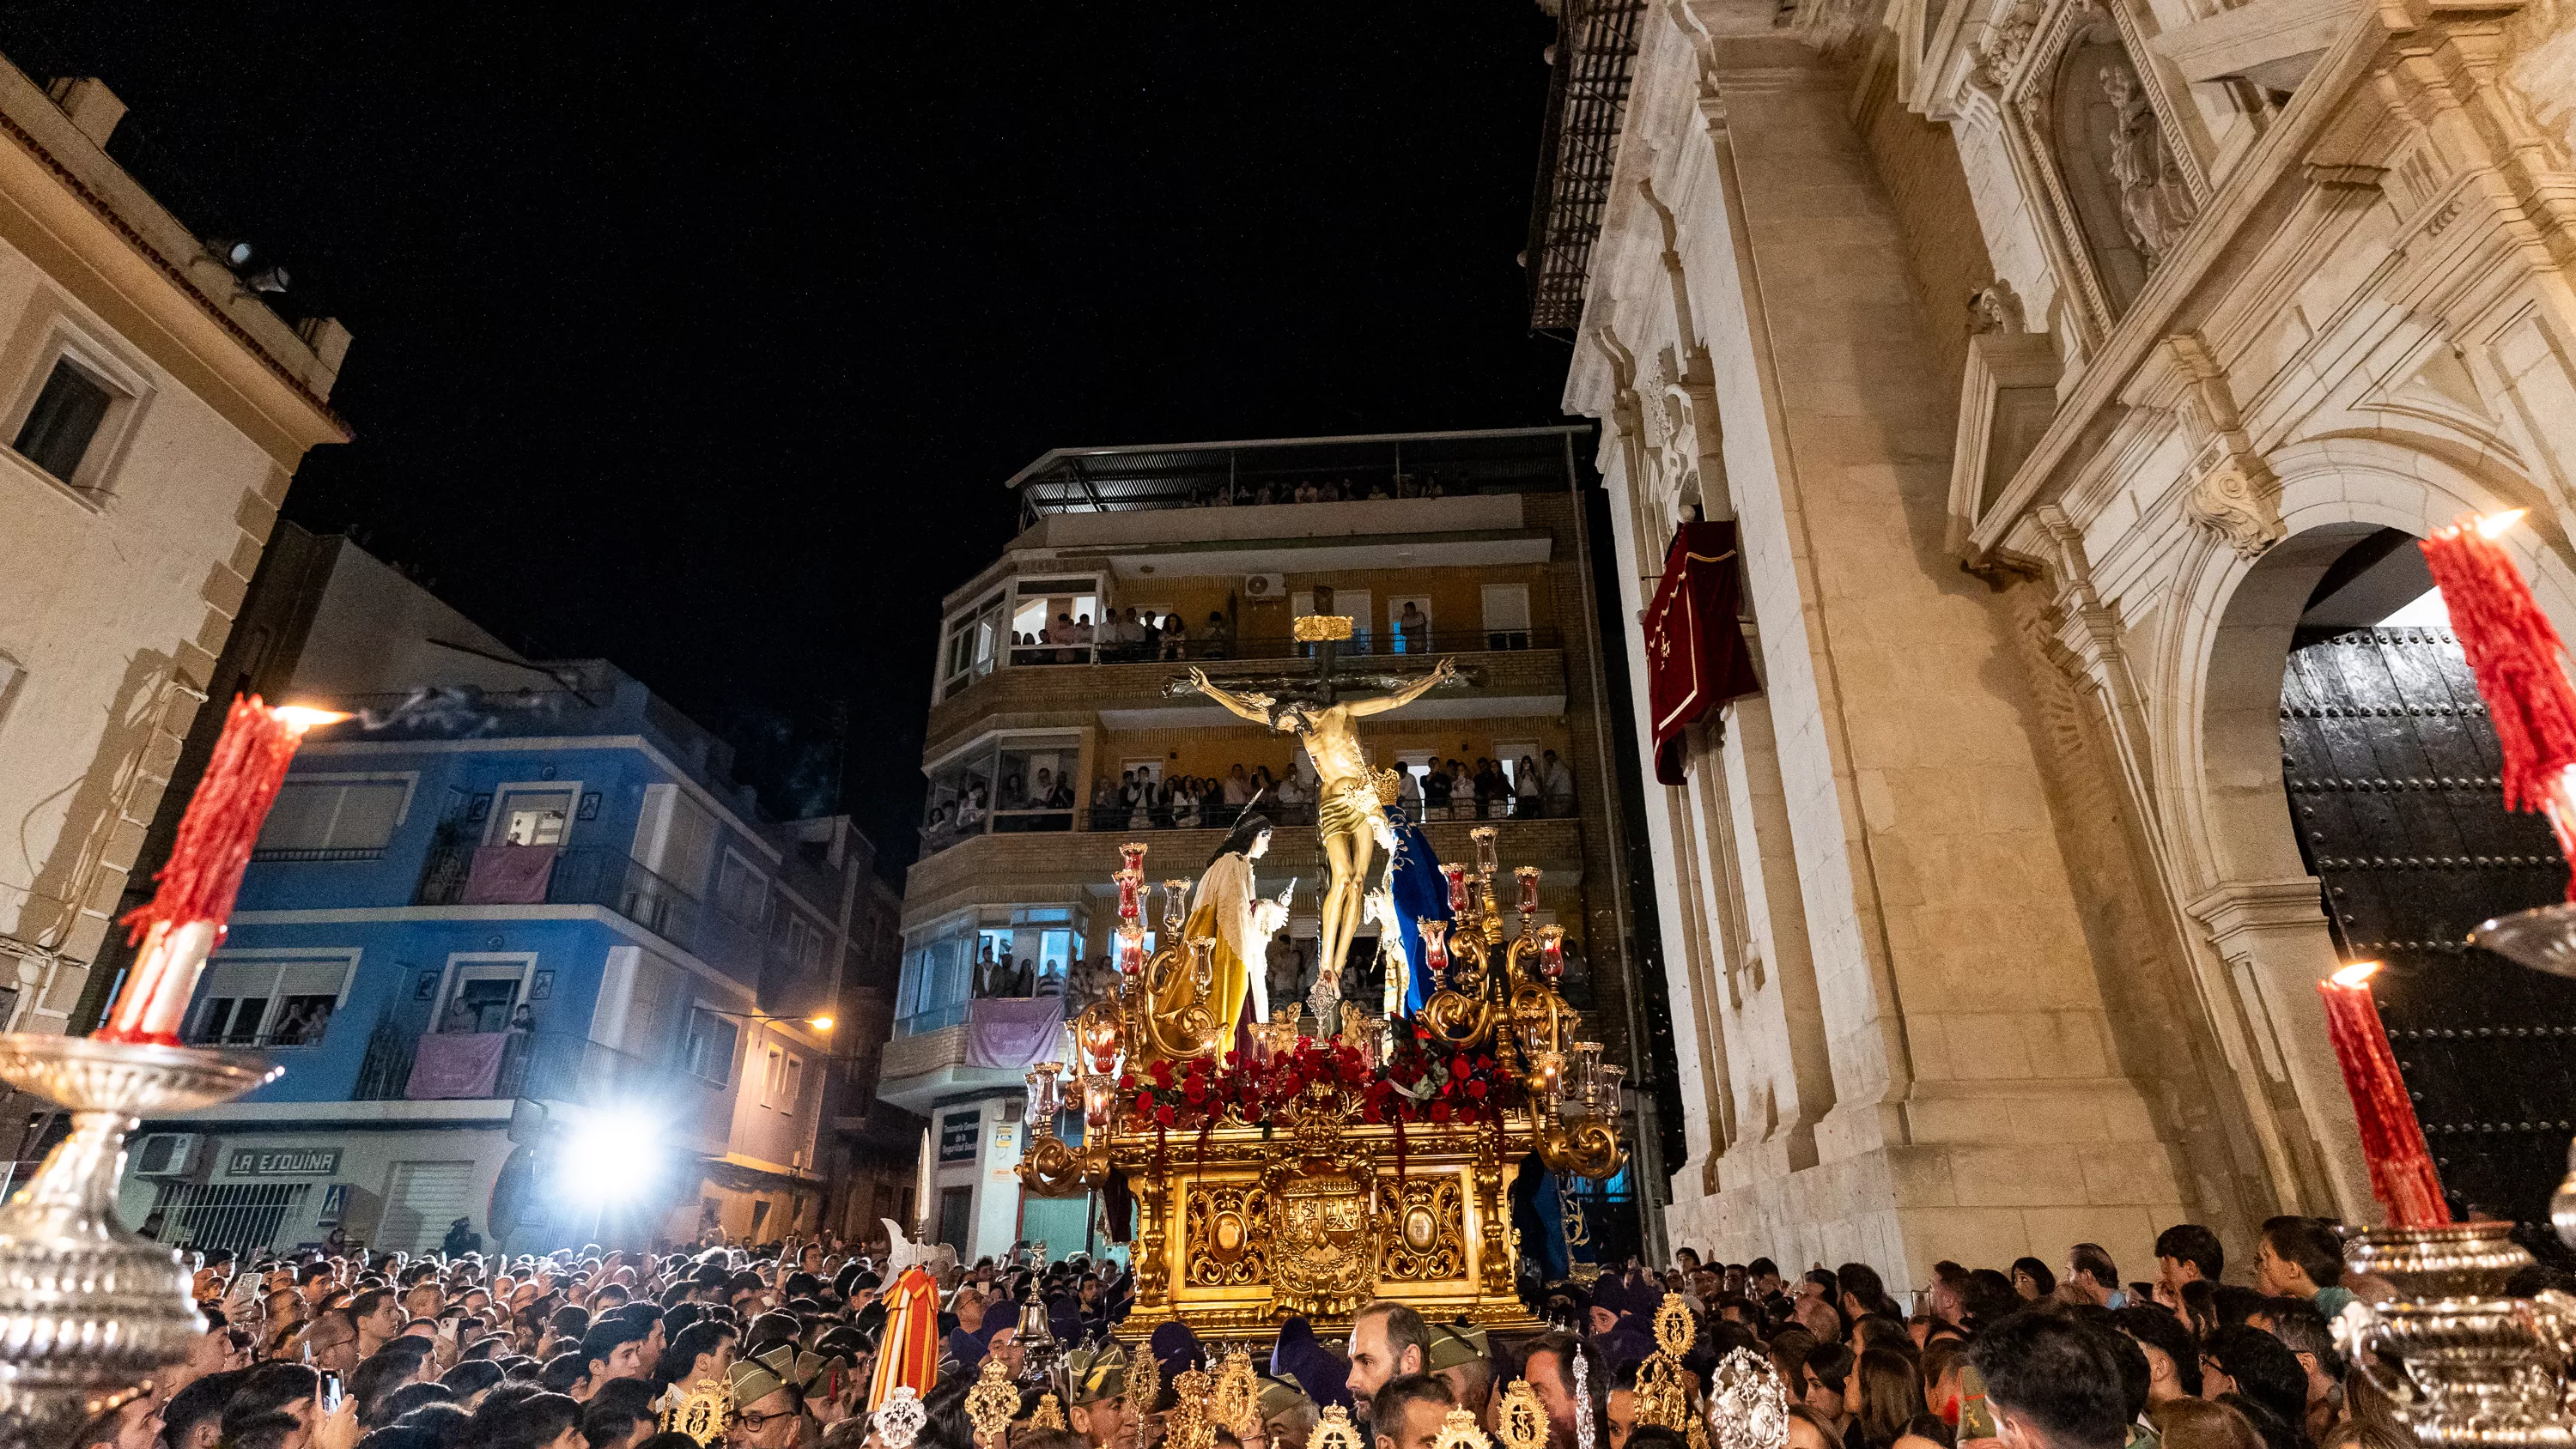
left=2010, top=1257, right=2056, bottom=1301
left=1846, top=1349, right=1923, bottom=1449
left=1514, top=755, right=1542, bottom=817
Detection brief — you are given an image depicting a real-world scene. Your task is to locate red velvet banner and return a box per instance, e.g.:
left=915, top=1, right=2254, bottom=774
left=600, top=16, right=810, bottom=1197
left=1644, top=521, right=1760, bottom=785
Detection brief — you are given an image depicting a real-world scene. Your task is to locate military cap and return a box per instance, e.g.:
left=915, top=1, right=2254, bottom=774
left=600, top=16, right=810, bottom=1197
left=1067, top=1343, right=1128, bottom=1404
left=1425, top=1322, right=1490, bottom=1373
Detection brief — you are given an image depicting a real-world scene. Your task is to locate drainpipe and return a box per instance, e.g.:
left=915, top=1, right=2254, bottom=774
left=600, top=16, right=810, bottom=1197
left=1564, top=432, right=1668, bottom=1266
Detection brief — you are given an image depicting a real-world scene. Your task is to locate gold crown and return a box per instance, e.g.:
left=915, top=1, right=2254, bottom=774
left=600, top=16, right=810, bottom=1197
left=1293, top=615, right=1356, bottom=642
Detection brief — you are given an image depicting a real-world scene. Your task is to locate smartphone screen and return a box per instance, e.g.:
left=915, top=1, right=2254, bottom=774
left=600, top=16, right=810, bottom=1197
left=321, top=1373, right=344, bottom=1413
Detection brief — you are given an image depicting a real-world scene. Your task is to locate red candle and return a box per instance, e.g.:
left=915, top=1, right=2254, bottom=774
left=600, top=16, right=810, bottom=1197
left=2317, top=962, right=2451, bottom=1228
left=1443, top=864, right=1468, bottom=912
left=2421, top=512, right=2576, bottom=883
left=1516, top=865, right=1541, bottom=919
left=1420, top=919, right=1449, bottom=977
left=100, top=697, right=345, bottom=1046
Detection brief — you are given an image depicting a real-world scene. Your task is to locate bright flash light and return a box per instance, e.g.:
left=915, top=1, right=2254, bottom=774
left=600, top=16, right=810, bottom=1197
left=273, top=706, right=354, bottom=731
left=2477, top=510, right=2528, bottom=539
left=808, top=1016, right=834, bottom=1032
left=2331, top=961, right=2382, bottom=987
left=562, top=1108, right=659, bottom=1201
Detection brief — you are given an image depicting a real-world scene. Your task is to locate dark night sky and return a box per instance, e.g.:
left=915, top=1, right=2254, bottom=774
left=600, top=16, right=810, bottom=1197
left=0, top=3, right=1582, bottom=879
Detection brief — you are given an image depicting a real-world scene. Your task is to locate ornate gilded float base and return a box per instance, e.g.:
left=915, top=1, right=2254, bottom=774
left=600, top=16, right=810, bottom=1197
left=1111, top=1116, right=1544, bottom=1343
left=0, top=1034, right=277, bottom=1446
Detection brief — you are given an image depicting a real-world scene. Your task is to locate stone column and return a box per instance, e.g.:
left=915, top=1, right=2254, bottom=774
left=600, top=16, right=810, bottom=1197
left=1687, top=36, right=2190, bottom=1278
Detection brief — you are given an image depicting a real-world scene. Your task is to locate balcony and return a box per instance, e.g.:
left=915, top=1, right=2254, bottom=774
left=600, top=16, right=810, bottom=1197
left=415, top=844, right=702, bottom=949
left=901, top=812, right=1591, bottom=924
left=352, top=1025, right=717, bottom=1113
left=999, top=626, right=1558, bottom=671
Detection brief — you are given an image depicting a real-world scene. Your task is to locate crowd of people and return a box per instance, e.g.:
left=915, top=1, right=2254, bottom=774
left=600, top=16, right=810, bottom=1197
left=927, top=752, right=1578, bottom=851
left=82, top=1211, right=2455, bottom=1449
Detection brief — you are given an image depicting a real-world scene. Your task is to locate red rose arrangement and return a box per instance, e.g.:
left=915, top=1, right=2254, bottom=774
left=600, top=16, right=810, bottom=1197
left=1110, top=1024, right=1523, bottom=1167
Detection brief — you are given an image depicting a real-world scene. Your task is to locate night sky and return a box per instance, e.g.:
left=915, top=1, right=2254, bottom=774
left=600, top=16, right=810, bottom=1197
left=0, top=3, right=1582, bottom=879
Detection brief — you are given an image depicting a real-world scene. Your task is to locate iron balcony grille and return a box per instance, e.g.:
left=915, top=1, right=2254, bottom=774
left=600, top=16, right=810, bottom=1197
left=1527, top=0, right=1649, bottom=333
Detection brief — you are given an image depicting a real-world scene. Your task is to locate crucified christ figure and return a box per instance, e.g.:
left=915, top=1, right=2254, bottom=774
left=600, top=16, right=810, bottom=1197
left=1188, top=657, right=1459, bottom=1019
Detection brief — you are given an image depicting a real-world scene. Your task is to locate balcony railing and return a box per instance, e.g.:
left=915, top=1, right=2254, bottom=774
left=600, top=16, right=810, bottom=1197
left=923, top=791, right=1577, bottom=855
left=353, top=1026, right=699, bottom=1106
left=415, top=846, right=702, bottom=951
left=1003, top=625, right=1559, bottom=670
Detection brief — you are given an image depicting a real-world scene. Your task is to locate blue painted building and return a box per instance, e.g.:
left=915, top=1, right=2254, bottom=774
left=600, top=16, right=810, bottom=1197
left=106, top=534, right=904, bottom=1258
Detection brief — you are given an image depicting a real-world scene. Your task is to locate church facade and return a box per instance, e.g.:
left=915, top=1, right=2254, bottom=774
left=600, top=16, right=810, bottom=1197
left=1538, top=0, right=2576, bottom=1278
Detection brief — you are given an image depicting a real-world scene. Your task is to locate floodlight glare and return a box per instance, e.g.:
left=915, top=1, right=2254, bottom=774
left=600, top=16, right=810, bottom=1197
left=561, top=1107, right=659, bottom=1202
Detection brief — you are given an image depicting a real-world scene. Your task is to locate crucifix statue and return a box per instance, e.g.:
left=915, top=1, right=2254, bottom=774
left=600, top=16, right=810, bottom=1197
left=1185, top=586, right=1458, bottom=1025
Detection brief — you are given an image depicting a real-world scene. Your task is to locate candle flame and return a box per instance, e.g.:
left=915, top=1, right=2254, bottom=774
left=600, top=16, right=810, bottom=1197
left=2331, top=961, right=2382, bottom=987
left=272, top=706, right=354, bottom=731
left=2476, top=510, right=2529, bottom=539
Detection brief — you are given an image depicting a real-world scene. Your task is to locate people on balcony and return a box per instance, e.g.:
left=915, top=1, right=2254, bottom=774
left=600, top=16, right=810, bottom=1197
left=1541, top=749, right=1577, bottom=816
left=1160, top=612, right=1190, bottom=659
left=1397, top=600, right=1428, bottom=652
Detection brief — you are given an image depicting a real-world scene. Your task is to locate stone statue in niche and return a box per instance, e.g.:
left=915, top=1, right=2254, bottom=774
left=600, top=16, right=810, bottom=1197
left=2101, top=64, right=2196, bottom=265
left=1968, top=278, right=2028, bottom=335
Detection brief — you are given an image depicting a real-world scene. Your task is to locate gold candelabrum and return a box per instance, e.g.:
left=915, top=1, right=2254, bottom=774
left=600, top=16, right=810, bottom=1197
left=1417, top=828, right=1627, bottom=1182
left=1015, top=834, right=1625, bottom=1340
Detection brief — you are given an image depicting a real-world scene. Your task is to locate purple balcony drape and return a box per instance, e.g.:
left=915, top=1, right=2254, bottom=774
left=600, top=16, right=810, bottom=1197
left=965, top=997, right=1066, bottom=1069
left=462, top=845, right=556, bottom=905
left=407, top=1030, right=507, bottom=1099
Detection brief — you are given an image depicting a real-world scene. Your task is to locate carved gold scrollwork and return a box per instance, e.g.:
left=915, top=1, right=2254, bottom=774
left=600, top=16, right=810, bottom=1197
left=1185, top=1182, right=1273, bottom=1288
left=1379, top=1175, right=1467, bottom=1282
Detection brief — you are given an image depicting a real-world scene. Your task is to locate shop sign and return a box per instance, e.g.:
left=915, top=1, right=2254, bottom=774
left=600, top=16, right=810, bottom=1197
left=226, top=1147, right=342, bottom=1177
left=939, top=1111, right=979, bottom=1163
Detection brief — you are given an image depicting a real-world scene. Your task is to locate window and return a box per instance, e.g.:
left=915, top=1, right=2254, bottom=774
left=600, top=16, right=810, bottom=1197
left=942, top=594, right=1005, bottom=695
left=684, top=1007, right=739, bottom=1085
left=632, top=785, right=719, bottom=894
left=1481, top=584, right=1533, bottom=651
left=769, top=1052, right=805, bottom=1113
left=778, top=912, right=829, bottom=978
left=187, top=953, right=355, bottom=1047
left=13, top=358, right=112, bottom=483
left=716, top=852, right=770, bottom=929
left=489, top=785, right=576, bottom=846
left=253, top=777, right=413, bottom=858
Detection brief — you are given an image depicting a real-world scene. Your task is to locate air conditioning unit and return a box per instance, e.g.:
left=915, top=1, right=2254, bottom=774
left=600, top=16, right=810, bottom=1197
left=132, top=1132, right=202, bottom=1177
left=1242, top=573, right=1285, bottom=601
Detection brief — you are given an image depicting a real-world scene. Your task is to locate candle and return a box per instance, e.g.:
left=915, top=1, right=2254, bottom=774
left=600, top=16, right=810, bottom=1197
left=1473, top=827, right=1498, bottom=879
left=1516, top=865, right=1541, bottom=919
left=1118, top=925, right=1146, bottom=977
left=2420, top=512, right=2576, bottom=875
left=1443, top=864, right=1469, bottom=912
left=1163, top=879, right=1188, bottom=933
left=1116, top=869, right=1143, bottom=926
left=100, top=697, right=346, bottom=1046
left=2317, top=962, right=2451, bottom=1228
left=1420, top=919, right=1449, bottom=979
left=1540, top=924, right=1565, bottom=979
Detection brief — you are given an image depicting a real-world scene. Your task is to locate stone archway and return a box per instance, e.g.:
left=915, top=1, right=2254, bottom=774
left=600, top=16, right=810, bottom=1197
left=2158, top=438, right=2576, bottom=1224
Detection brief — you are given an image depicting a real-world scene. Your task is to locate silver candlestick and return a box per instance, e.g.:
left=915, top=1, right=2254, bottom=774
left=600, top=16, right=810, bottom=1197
left=2342, top=1221, right=2576, bottom=1446
left=0, top=1034, right=276, bottom=1444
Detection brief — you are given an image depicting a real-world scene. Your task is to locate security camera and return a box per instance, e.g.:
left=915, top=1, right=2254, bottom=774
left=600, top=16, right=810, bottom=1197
left=243, top=265, right=289, bottom=294
left=205, top=237, right=253, bottom=267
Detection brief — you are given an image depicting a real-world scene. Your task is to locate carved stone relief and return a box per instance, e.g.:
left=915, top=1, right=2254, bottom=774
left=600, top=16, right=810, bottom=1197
left=2180, top=437, right=2286, bottom=558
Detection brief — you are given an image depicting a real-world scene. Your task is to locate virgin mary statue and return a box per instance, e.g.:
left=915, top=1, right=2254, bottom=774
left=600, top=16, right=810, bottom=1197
left=1186, top=810, right=1290, bottom=1049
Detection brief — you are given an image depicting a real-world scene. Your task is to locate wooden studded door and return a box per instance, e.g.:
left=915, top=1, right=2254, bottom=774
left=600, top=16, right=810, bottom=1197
left=2281, top=625, right=2576, bottom=1232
